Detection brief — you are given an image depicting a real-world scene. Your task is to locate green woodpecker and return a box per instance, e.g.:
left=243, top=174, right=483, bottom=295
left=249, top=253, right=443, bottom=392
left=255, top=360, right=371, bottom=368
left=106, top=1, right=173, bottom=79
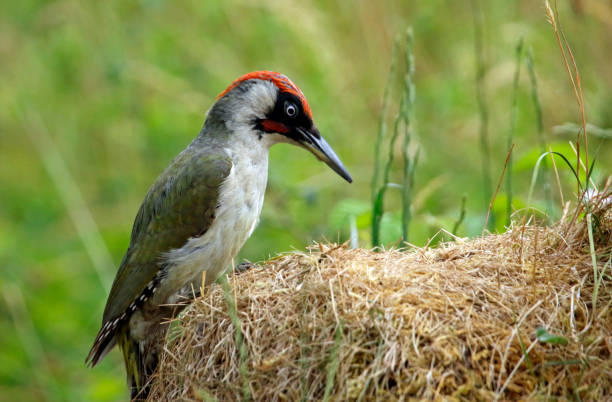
left=86, top=71, right=352, bottom=398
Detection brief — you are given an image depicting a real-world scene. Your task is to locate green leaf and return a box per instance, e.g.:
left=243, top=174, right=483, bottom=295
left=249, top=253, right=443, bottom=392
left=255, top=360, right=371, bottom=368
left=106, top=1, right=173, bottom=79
left=536, top=327, right=569, bottom=345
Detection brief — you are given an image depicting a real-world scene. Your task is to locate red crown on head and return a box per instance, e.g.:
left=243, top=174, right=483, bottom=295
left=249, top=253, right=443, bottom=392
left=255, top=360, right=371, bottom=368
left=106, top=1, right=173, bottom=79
left=217, top=71, right=312, bottom=120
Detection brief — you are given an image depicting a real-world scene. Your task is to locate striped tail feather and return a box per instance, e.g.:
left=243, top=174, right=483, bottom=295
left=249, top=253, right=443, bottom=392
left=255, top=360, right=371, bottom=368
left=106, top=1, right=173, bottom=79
left=86, top=321, right=154, bottom=401
left=85, top=320, right=120, bottom=367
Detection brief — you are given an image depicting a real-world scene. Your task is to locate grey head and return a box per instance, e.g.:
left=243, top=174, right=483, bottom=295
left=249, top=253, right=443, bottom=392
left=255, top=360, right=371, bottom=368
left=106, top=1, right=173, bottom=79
left=203, top=70, right=352, bottom=183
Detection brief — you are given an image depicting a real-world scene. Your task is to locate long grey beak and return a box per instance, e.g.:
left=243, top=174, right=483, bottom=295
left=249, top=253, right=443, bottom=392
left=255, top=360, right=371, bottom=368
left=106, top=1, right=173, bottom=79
left=296, top=126, right=352, bottom=183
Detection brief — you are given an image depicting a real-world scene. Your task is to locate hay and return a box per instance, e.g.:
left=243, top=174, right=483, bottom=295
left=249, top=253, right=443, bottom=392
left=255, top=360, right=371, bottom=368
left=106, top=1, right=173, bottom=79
left=148, top=201, right=611, bottom=401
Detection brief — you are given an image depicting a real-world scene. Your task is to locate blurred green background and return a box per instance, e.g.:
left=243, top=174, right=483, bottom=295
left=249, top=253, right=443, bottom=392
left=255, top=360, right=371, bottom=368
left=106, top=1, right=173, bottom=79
left=1, top=0, right=610, bottom=400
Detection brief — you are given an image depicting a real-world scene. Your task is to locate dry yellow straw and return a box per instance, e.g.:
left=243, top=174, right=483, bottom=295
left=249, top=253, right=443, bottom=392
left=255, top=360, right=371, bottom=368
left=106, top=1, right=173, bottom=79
left=150, top=199, right=611, bottom=401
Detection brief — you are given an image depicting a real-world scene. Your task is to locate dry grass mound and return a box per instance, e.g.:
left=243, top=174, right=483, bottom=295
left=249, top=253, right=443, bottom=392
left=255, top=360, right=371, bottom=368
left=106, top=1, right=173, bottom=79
left=148, top=202, right=611, bottom=401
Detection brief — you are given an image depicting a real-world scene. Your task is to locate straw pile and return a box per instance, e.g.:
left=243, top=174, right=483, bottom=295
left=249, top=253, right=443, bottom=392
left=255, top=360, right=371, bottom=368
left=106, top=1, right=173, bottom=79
left=148, top=200, right=611, bottom=401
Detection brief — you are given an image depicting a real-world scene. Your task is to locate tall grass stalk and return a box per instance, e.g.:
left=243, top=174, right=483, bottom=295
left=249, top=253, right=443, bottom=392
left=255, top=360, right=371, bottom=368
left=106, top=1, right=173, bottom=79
left=545, top=0, right=588, bottom=195
left=373, top=99, right=404, bottom=245
left=371, top=37, right=400, bottom=247
left=470, top=0, right=494, bottom=231
left=400, top=28, right=418, bottom=242
left=506, top=38, right=523, bottom=227
left=526, top=47, right=553, bottom=215
left=371, top=30, right=418, bottom=247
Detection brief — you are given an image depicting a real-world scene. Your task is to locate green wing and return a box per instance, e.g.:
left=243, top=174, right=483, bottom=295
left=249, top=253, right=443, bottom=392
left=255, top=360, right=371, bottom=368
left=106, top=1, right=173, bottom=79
left=102, top=148, right=232, bottom=322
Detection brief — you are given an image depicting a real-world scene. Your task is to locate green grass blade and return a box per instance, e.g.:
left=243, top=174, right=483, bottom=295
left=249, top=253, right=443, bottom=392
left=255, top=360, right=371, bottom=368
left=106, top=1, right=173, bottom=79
left=586, top=213, right=602, bottom=313
left=535, top=327, right=569, bottom=345
left=527, top=152, right=554, bottom=207
left=219, top=275, right=251, bottom=401
left=549, top=151, right=582, bottom=189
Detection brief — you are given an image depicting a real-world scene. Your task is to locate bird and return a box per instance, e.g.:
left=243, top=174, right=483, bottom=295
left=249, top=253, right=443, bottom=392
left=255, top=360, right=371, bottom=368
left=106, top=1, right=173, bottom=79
left=85, top=71, right=352, bottom=399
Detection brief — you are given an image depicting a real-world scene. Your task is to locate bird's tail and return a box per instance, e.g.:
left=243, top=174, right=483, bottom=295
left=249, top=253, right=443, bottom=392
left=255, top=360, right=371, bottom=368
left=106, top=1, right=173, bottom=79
left=118, top=328, right=156, bottom=401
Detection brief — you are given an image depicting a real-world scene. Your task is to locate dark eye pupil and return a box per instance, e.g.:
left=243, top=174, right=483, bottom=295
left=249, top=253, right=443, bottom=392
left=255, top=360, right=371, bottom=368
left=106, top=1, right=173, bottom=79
left=285, top=102, right=297, bottom=117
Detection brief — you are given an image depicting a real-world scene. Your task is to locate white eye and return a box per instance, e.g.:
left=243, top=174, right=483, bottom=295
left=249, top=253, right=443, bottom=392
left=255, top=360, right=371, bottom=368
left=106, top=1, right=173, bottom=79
left=285, top=102, right=298, bottom=118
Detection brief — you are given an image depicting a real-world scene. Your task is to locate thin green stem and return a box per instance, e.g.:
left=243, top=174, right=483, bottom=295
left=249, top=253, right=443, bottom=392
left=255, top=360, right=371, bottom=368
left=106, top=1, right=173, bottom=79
left=506, top=38, right=523, bottom=227
left=452, top=194, right=467, bottom=235
left=471, top=0, right=494, bottom=230
left=401, top=28, right=417, bottom=242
